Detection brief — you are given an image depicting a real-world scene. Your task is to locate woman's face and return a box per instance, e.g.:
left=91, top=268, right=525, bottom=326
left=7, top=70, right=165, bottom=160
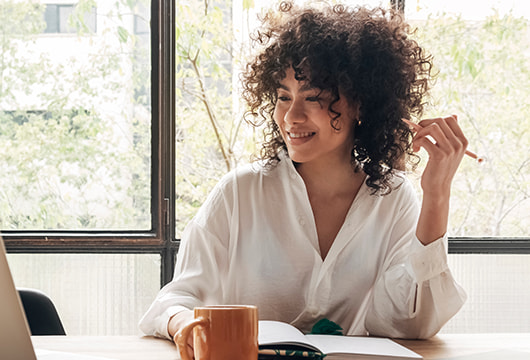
left=273, top=67, right=356, bottom=167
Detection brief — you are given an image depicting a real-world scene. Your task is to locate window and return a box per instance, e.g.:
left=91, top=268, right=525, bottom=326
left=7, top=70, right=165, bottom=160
left=1, top=0, right=155, bottom=231
left=44, top=4, right=97, bottom=34
left=406, top=0, right=530, bottom=238
left=175, top=0, right=529, bottom=238
left=441, top=254, right=530, bottom=333
left=1, top=0, right=175, bottom=335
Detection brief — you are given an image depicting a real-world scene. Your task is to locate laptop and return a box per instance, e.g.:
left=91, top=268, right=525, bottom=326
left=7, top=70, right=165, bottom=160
left=0, top=237, right=114, bottom=360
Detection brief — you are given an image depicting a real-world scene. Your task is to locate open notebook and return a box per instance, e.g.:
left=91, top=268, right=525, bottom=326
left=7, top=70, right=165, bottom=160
left=0, top=237, right=113, bottom=360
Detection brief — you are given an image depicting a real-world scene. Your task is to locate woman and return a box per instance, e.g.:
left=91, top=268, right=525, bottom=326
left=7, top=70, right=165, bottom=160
left=139, top=1, right=467, bottom=352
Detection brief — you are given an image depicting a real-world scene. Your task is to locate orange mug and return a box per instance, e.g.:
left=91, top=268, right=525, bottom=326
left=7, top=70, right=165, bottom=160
left=176, top=305, right=258, bottom=360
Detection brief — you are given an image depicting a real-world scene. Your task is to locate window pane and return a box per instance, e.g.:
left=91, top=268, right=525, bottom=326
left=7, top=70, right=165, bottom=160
left=441, top=254, right=530, bottom=333
left=58, top=5, right=75, bottom=33
left=175, top=0, right=529, bottom=238
left=6, top=253, right=161, bottom=335
left=175, top=0, right=245, bottom=235
left=408, top=1, right=530, bottom=237
left=44, top=5, right=59, bottom=33
left=0, top=1, right=152, bottom=230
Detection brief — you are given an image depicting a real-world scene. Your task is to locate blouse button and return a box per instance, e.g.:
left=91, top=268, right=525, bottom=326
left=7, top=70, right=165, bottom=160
left=297, top=215, right=305, bottom=226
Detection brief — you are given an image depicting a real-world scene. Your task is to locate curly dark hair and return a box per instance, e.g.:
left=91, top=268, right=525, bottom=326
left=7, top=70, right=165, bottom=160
left=241, top=1, right=434, bottom=194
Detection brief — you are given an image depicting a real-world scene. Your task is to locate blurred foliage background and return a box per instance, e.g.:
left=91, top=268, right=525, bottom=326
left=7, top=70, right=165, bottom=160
left=175, top=0, right=529, bottom=237
left=0, top=0, right=527, bottom=236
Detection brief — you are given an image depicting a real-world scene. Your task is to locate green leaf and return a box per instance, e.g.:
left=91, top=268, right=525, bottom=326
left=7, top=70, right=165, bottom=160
left=117, top=26, right=129, bottom=43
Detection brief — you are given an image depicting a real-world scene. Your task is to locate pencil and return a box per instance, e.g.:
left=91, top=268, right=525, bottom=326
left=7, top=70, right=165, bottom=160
left=402, top=118, right=484, bottom=163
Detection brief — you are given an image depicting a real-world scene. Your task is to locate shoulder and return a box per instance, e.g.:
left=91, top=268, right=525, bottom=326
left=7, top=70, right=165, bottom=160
left=360, top=172, right=420, bottom=234
left=191, top=160, right=282, bottom=227
left=384, top=171, right=420, bottom=215
left=370, top=170, right=419, bottom=206
left=202, top=160, right=279, bottom=206
left=390, top=171, right=417, bottom=197
left=218, top=161, right=268, bottom=187
left=219, top=157, right=286, bottom=190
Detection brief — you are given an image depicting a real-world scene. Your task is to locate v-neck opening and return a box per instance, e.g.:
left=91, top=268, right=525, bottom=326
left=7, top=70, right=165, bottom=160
left=317, top=178, right=369, bottom=263
left=282, top=154, right=369, bottom=264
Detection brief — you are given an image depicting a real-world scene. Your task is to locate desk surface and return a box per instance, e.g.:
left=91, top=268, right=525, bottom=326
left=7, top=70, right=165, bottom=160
left=32, top=333, right=530, bottom=360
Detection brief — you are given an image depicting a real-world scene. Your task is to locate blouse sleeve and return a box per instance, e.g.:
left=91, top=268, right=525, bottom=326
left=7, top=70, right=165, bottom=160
left=138, top=176, right=233, bottom=339
left=365, top=184, right=467, bottom=339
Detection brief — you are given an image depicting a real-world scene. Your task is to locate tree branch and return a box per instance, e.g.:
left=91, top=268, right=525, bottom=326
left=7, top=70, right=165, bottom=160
left=189, top=56, right=231, bottom=171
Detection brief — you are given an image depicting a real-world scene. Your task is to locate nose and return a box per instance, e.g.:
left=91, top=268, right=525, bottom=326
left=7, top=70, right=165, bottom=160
left=284, top=98, right=307, bottom=125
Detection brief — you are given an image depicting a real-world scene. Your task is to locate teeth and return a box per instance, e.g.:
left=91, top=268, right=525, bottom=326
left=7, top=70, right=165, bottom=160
left=289, top=132, right=313, bottom=138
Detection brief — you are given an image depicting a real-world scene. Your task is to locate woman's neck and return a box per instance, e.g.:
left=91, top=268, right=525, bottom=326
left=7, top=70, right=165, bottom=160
left=295, top=157, right=364, bottom=198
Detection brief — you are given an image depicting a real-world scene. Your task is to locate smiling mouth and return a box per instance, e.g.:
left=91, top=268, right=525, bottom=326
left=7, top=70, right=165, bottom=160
left=288, top=131, right=315, bottom=139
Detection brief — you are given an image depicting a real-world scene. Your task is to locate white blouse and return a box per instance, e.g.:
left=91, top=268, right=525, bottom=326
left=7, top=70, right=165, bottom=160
left=139, top=152, right=466, bottom=340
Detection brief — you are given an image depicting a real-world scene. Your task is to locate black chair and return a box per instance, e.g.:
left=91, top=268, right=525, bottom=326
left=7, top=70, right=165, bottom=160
left=17, top=288, right=66, bottom=335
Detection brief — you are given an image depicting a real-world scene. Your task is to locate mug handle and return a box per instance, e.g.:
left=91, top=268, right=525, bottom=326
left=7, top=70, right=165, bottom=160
left=176, top=317, right=209, bottom=360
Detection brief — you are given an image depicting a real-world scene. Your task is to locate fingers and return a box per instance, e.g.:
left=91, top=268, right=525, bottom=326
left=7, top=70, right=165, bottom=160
left=169, top=310, right=195, bottom=359
left=405, top=115, right=470, bottom=196
left=186, top=341, right=194, bottom=359
left=413, top=115, right=468, bottom=159
left=174, top=333, right=194, bottom=359
left=187, top=332, right=194, bottom=358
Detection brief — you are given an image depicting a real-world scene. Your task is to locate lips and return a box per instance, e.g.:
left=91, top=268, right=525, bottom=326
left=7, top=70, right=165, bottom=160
left=287, top=131, right=315, bottom=139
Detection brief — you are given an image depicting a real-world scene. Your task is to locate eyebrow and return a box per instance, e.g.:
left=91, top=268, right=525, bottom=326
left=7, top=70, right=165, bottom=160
left=277, top=83, right=319, bottom=93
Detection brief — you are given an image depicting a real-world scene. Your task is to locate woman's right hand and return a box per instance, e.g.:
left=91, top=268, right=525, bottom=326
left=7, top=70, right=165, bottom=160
left=168, top=310, right=195, bottom=359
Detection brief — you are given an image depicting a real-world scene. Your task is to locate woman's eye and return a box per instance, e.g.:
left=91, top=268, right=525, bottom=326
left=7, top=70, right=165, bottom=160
left=306, top=96, right=320, bottom=102
left=278, top=96, right=290, bottom=101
